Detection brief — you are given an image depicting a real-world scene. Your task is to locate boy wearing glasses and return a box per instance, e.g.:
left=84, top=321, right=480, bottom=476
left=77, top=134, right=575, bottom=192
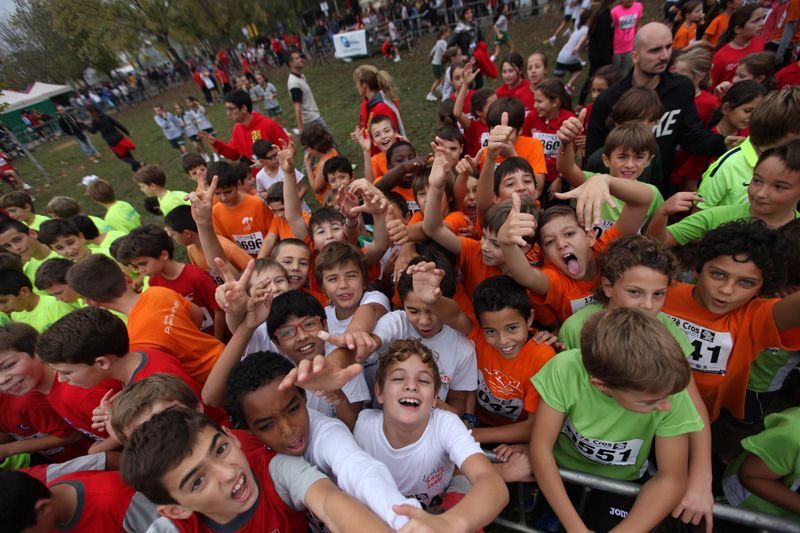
left=266, top=290, right=371, bottom=431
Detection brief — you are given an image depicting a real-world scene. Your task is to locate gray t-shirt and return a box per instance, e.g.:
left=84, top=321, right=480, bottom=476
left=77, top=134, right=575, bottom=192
left=287, top=72, right=322, bottom=123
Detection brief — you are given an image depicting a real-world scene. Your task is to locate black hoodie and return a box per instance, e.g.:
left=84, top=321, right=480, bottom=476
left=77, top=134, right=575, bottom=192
left=586, top=71, right=727, bottom=194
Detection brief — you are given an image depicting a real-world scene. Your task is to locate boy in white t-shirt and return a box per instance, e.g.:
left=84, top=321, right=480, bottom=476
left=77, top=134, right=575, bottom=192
left=366, top=258, right=477, bottom=414
left=354, top=339, right=508, bottom=528
left=252, top=139, right=310, bottom=213
left=226, top=350, right=421, bottom=530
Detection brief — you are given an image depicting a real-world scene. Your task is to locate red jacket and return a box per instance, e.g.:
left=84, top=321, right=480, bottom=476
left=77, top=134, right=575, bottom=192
left=212, top=112, right=289, bottom=162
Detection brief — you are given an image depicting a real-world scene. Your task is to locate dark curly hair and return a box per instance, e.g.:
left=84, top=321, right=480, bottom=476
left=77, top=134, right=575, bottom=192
left=225, top=351, right=302, bottom=428
left=594, top=235, right=679, bottom=303
left=683, top=220, right=789, bottom=294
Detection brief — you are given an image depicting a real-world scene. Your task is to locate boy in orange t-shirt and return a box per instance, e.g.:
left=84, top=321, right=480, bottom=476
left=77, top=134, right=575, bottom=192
left=498, top=174, right=653, bottom=324
left=466, top=276, right=556, bottom=446
left=207, top=160, right=272, bottom=258
left=65, top=255, right=224, bottom=385
left=660, top=221, right=800, bottom=422
left=261, top=182, right=311, bottom=258
left=354, top=114, right=398, bottom=183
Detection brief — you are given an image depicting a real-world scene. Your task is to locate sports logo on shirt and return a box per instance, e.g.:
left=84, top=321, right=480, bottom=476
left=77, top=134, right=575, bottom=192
left=241, top=216, right=254, bottom=230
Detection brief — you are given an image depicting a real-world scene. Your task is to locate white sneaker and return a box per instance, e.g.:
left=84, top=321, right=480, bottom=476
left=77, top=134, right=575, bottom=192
left=490, top=54, right=497, bottom=62
left=426, top=92, right=438, bottom=102
left=202, top=153, right=210, bottom=162
left=548, top=35, right=556, bottom=47
left=291, top=128, right=300, bottom=135
left=393, top=56, right=401, bottom=62
left=212, top=153, right=220, bottom=162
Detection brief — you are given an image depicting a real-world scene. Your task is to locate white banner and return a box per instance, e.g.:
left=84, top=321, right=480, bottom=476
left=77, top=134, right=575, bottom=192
left=334, top=30, right=368, bottom=59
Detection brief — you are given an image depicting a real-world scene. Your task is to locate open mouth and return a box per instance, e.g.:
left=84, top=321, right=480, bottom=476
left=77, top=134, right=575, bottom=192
left=337, top=293, right=354, bottom=303
left=288, top=274, right=302, bottom=286
left=562, top=253, right=580, bottom=275
left=297, top=342, right=316, bottom=355
left=498, top=344, right=517, bottom=356
left=231, top=473, right=251, bottom=502
left=286, top=435, right=306, bottom=453
left=398, top=397, right=421, bottom=409
left=2, top=377, right=25, bottom=394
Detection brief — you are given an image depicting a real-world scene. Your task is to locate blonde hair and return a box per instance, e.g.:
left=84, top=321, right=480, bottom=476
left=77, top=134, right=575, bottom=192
left=110, top=373, right=199, bottom=443
left=353, top=65, right=399, bottom=102
left=580, top=308, right=690, bottom=394
left=674, top=47, right=712, bottom=89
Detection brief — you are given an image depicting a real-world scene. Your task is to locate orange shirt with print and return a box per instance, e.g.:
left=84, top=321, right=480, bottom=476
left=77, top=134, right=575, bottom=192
left=673, top=23, right=697, bottom=49
left=773, top=0, right=800, bottom=44
left=127, top=286, right=224, bottom=385
left=536, top=224, right=621, bottom=323
left=211, top=194, right=273, bottom=257
left=371, top=152, right=388, bottom=182
left=661, top=283, right=799, bottom=421
left=704, top=13, right=730, bottom=46
left=313, top=149, right=339, bottom=205
left=478, top=136, right=547, bottom=176
left=268, top=211, right=311, bottom=240
left=409, top=210, right=472, bottom=235
left=469, top=327, right=556, bottom=427
left=187, top=236, right=252, bottom=284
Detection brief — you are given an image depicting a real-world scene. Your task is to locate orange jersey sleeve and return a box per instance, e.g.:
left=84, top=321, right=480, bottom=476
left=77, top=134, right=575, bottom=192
left=456, top=236, right=502, bottom=294
left=371, top=152, right=388, bottom=181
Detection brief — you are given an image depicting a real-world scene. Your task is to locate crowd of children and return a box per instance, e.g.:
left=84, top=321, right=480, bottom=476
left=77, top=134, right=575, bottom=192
left=2, top=2, right=800, bottom=532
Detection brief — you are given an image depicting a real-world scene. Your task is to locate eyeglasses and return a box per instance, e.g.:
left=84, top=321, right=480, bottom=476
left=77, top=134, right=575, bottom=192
left=275, top=316, right=322, bottom=340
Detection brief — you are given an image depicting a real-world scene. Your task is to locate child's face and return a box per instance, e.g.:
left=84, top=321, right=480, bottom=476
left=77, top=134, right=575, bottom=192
left=214, top=185, right=241, bottom=208
left=591, top=77, right=609, bottom=101
left=603, top=386, right=673, bottom=414
left=451, top=67, right=465, bottom=92
left=437, top=138, right=462, bottom=168
left=501, top=63, right=522, bottom=87
left=534, top=90, right=559, bottom=120
left=275, top=244, right=311, bottom=290
left=0, top=228, right=34, bottom=261
left=326, top=171, right=352, bottom=191
left=49, top=234, right=89, bottom=262
left=748, top=156, right=800, bottom=218
left=527, top=55, right=547, bottom=88
left=267, top=200, right=286, bottom=219
left=388, top=145, right=417, bottom=170
left=724, top=96, right=762, bottom=132
left=49, top=361, right=106, bottom=389
left=603, top=266, right=669, bottom=317
left=241, top=381, right=310, bottom=456
left=540, top=215, right=596, bottom=280
left=687, top=4, right=704, bottom=22
left=129, top=253, right=168, bottom=277
left=403, top=290, right=445, bottom=338
left=188, top=165, right=208, bottom=184
left=0, top=350, right=43, bottom=395
left=694, top=255, right=763, bottom=314
left=496, top=169, right=537, bottom=201
left=739, top=8, right=765, bottom=39
left=731, top=64, right=755, bottom=84
left=480, top=230, right=506, bottom=267
left=478, top=307, right=532, bottom=358
left=248, top=265, right=290, bottom=297
left=4, top=205, right=33, bottom=223
left=44, top=282, right=80, bottom=304
left=158, top=426, right=258, bottom=524
left=464, top=176, right=478, bottom=219
left=370, top=121, right=397, bottom=152
left=274, top=314, right=326, bottom=362
left=376, top=354, right=437, bottom=426
left=311, top=220, right=346, bottom=250
left=138, top=182, right=159, bottom=198
left=320, top=260, right=365, bottom=314
left=601, top=148, right=653, bottom=180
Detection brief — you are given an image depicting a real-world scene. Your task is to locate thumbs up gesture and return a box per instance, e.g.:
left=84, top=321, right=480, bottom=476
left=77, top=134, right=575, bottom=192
left=497, top=192, right=537, bottom=247
left=558, top=108, right=586, bottom=145
left=488, top=111, right=515, bottom=157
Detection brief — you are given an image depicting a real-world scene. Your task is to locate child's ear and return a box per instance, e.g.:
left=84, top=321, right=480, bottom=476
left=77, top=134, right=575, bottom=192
left=159, top=250, right=170, bottom=261
left=600, top=153, right=611, bottom=169
left=34, top=497, right=54, bottom=522
left=646, top=152, right=654, bottom=165
left=526, top=310, right=534, bottom=329
left=584, top=227, right=597, bottom=247
left=373, top=383, right=384, bottom=405
left=589, top=377, right=609, bottom=394
left=95, top=356, right=113, bottom=370
left=158, top=504, right=194, bottom=521
left=601, top=277, right=614, bottom=299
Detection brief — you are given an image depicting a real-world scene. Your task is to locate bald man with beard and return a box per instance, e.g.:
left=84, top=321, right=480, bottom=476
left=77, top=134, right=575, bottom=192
left=586, top=22, right=737, bottom=196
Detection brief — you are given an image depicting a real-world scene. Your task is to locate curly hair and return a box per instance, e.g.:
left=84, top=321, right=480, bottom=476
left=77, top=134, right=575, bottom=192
left=594, top=235, right=679, bottom=303
left=375, top=338, right=442, bottom=394
left=225, top=351, right=301, bottom=428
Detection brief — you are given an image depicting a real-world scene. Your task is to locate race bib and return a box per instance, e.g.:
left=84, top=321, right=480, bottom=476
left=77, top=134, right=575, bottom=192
left=618, top=13, right=637, bottom=30
left=233, top=232, right=264, bottom=255
left=664, top=316, right=733, bottom=375
left=570, top=294, right=595, bottom=313
left=533, top=132, right=561, bottom=159
left=207, top=269, right=224, bottom=286
left=592, top=220, right=615, bottom=240
left=562, top=417, right=643, bottom=466
left=477, top=371, right=524, bottom=420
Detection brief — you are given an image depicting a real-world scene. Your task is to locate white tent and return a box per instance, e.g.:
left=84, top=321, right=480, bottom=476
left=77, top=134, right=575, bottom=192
left=1, top=82, right=74, bottom=113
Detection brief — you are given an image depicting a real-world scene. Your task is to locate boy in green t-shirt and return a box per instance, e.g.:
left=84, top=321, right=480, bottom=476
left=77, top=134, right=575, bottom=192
left=37, top=219, right=93, bottom=263
left=0, top=219, right=56, bottom=285
left=0, top=190, right=50, bottom=230
left=86, top=177, right=141, bottom=233
left=0, top=269, right=74, bottom=332
left=34, top=258, right=83, bottom=306
left=558, top=121, right=664, bottom=238
left=69, top=215, right=126, bottom=259
left=648, top=140, right=800, bottom=248
left=133, top=164, right=189, bottom=216
left=722, top=407, right=800, bottom=520
left=530, top=308, right=704, bottom=533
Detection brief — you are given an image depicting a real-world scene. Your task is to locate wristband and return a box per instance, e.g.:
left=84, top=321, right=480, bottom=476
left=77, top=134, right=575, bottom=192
left=461, top=413, right=479, bottom=428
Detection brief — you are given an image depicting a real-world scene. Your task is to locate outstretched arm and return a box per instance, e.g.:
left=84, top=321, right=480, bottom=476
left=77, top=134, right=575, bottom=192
left=421, top=146, right=463, bottom=255
left=187, top=175, right=239, bottom=277
left=454, top=60, right=479, bottom=129
left=278, top=139, right=310, bottom=241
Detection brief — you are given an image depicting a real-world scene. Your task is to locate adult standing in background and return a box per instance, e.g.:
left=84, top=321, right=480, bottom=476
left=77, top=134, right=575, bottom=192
left=449, top=6, right=486, bottom=88
left=286, top=51, right=332, bottom=135
left=56, top=105, right=100, bottom=164
left=579, top=0, right=615, bottom=104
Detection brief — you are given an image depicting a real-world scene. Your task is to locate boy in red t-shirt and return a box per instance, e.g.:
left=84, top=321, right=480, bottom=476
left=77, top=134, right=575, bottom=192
left=121, top=408, right=394, bottom=532
left=118, top=224, right=224, bottom=339
left=660, top=221, right=800, bottom=422
left=0, top=469, right=162, bottom=532
left=207, top=160, right=272, bottom=258
left=66, top=255, right=223, bottom=385
left=498, top=174, right=653, bottom=324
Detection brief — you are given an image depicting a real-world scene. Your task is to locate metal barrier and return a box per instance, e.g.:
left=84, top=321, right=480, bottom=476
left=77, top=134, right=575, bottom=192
left=485, top=451, right=800, bottom=533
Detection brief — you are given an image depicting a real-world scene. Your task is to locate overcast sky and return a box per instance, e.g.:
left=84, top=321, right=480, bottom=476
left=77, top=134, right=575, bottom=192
left=0, top=0, right=13, bottom=19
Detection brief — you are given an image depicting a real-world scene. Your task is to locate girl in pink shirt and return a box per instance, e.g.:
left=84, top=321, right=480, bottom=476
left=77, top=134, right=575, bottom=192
left=610, top=0, right=643, bottom=73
